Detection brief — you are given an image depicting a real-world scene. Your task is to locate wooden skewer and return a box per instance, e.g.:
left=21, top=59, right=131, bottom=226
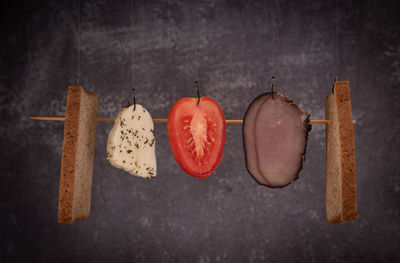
left=30, top=117, right=356, bottom=124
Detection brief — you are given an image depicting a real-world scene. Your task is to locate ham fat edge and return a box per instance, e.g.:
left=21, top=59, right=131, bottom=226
left=243, top=92, right=311, bottom=188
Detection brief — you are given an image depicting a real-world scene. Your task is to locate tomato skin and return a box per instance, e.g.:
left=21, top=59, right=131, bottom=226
left=167, top=97, right=225, bottom=178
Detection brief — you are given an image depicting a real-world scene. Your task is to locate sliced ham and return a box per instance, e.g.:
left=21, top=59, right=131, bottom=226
left=243, top=92, right=311, bottom=188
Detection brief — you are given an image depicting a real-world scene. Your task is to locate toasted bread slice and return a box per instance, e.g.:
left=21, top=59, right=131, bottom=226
left=58, top=86, right=98, bottom=224
left=325, top=81, right=357, bottom=223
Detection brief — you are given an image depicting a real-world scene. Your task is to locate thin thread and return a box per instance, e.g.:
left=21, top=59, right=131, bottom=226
left=130, top=0, right=136, bottom=109
left=335, top=0, right=339, bottom=81
left=75, top=0, right=81, bottom=86
left=194, top=0, right=200, bottom=104
left=194, top=0, right=198, bottom=82
left=272, top=0, right=275, bottom=78
left=270, top=0, right=276, bottom=100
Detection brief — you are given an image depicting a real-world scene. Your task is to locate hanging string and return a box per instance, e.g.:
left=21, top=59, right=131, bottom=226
left=335, top=0, right=339, bottom=82
left=270, top=0, right=276, bottom=100
left=75, top=0, right=81, bottom=86
left=130, top=0, right=136, bottom=110
left=272, top=0, right=275, bottom=79
left=194, top=0, right=198, bottom=82
left=194, top=0, right=200, bottom=104
left=332, top=0, right=339, bottom=94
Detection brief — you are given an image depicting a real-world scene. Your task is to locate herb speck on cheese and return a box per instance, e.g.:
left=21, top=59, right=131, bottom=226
left=149, top=138, right=155, bottom=147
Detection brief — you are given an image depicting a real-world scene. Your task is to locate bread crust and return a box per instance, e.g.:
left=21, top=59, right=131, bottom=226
left=325, top=81, right=357, bottom=223
left=335, top=81, right=357, bottom=221
left=58, top=86, right=98, bottom=224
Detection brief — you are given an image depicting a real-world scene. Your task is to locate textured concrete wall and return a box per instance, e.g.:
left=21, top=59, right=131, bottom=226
left=1, top=0, right=400, bottom=262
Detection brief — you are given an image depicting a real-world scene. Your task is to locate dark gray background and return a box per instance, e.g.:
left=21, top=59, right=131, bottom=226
left=1, top=0, right=399, bottom=262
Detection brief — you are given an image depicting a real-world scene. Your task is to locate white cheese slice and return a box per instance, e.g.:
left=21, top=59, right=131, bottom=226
left=107, top=104, right=157, bottom=178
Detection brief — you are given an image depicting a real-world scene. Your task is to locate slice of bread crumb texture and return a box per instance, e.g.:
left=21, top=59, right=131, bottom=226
left=325, top=81, right=357, bottom=223
left=58, top=86, right=98, bottom=224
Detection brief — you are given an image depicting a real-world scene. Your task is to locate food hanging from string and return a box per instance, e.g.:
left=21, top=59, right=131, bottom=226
left=31, top=83, right=357, bottom=224
left=29, top=0, right=357, bottom=225
left=167, top=95, right=225, bottom=178
left=243, top=92, right=311, bottom=188
left=107, top=103, right=157, bottom=178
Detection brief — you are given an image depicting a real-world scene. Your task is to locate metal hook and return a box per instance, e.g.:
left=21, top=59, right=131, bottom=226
left=131, top=88, right=136, bottom=110
left=75, top=75, right=79, bottom=86
left=271, top=76, right=276, bottom=100
left=127, top=88, right=136, bottom=110
left=195, top=80, right=200, bottom=104
left=332, top=76, right=338, bottom=94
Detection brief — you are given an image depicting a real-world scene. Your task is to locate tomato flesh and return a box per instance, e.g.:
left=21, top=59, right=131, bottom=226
left=167, top=97, right=225, bottom=178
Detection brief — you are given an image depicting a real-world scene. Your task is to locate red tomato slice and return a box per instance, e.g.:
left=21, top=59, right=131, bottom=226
left=167, top=97, right=226, bottom=178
